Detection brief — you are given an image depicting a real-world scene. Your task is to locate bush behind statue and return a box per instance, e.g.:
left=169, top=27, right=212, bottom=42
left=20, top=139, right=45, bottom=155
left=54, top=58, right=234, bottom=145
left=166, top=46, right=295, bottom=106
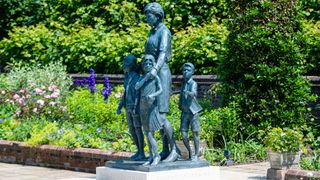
left=219, top=0, right=316, bottom=135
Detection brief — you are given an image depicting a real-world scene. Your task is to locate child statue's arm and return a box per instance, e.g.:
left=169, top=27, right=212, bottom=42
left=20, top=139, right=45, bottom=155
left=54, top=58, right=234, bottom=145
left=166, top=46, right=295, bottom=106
left=149, top=75, right=163, bottom=98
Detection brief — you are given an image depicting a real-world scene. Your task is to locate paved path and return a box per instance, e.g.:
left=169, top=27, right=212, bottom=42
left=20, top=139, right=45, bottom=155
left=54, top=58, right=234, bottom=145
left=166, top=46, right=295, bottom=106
left=0, top=162, right=269, bottom=180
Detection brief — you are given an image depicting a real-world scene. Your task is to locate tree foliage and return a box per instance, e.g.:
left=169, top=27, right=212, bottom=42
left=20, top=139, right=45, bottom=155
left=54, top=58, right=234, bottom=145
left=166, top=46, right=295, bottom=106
left=219, top=0, right=316, bottom=134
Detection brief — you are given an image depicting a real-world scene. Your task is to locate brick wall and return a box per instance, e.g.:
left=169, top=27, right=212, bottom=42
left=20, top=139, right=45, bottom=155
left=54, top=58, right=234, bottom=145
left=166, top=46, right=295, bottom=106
left=0, top=140, right=132, bottom=173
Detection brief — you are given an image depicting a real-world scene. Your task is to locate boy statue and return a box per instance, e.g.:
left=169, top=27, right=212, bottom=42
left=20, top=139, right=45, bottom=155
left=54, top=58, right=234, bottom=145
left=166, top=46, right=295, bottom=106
left=116, top=55, right=145, bottom=161
left=179, top=62, right=203, bottom=161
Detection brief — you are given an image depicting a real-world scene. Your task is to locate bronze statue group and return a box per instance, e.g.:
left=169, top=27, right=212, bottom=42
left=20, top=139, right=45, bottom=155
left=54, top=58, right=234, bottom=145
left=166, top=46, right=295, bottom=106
left=116, top=2, right=202, bottom=166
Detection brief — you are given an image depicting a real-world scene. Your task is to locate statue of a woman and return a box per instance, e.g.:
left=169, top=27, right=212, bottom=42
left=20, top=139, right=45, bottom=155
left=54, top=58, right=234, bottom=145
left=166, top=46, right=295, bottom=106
left=143, top=2, right=179, bottom=162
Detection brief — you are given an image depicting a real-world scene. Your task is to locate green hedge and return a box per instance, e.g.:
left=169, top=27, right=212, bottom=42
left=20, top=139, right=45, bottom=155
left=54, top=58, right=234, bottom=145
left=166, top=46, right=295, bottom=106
left=0, top=19, right=227, bottom=74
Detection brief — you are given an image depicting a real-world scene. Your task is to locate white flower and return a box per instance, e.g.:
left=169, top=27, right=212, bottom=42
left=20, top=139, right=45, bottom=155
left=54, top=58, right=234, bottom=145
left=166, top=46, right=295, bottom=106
left=44, top=95, right=51, bottom=99
left=60, top=106, right=67, bottom=112
left=34, top=88, right=43, bottom=94
left=32, top=108, right=38, bottom=113
left=1, top=90, right=5, bottom=95
left=115, top=93, right=122, bottom=98
left=48, top=102, right=56, bottom=106
left=37, top=99, right=45, bottom=107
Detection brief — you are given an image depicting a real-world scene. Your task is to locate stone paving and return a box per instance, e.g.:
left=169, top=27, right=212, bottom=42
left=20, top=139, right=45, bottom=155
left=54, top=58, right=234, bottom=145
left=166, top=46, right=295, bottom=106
left=0, top=162, right=269, bottom=180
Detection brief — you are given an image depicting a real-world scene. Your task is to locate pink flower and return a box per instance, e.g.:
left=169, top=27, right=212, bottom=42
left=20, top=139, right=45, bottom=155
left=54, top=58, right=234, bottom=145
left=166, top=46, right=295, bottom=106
left=48, top=85, right=58, bottom=91
left=15, top=111, right=21, bottom=116
left=19, top=89, right=26, bottom=93
left=34, top=88, right=43, bottom=94
left=50, top=92, right=59, bottom=98
left=17, top=98, right=25, bottom=105
left=48, top=102, right=56, bottom=106
left=37, top=99, right=45, bottom=107
left=44, top=95, right=51, bottom=99
left=13, top=94, right=20, bottom=100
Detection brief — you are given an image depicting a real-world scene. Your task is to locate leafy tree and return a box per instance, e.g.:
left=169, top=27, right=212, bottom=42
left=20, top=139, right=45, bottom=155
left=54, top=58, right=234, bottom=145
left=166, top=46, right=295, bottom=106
left=219, top=0, right=316, bottom=134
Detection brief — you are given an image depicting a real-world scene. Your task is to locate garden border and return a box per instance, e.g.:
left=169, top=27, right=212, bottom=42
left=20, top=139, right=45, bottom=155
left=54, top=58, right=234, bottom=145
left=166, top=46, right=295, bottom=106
left=0, top=140, right=132, bottom=173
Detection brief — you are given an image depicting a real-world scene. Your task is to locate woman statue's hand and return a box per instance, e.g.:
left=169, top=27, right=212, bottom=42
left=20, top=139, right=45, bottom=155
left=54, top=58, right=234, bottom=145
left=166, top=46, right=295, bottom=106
left=150, top=68, right=157, bottom=77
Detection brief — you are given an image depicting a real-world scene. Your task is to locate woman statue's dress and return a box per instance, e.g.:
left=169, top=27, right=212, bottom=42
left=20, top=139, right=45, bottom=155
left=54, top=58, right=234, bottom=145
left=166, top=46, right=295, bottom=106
left=144, top=22, right=172, bottom=113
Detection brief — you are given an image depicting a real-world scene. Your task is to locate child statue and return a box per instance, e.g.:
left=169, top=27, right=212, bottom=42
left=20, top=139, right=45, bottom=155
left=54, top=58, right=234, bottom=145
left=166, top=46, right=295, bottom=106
left=179, top=62, right=203, bottom=161
left=135, top=54, right=164, bottom=166
left=116, top=55, right=145, bottom=161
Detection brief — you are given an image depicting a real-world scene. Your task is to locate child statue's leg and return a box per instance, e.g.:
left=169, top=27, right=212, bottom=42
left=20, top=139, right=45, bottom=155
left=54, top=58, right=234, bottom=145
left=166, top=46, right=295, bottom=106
left=143, top=131, right=154, bottom=166
left=192, top=131, right=200, bottom=161
left=147, top=131, right=160, bottom=166
left=127, top=112, right=140, bottom=160
left=181, top=131, right=192, bottom=160
left=134, top=127, right=146, bottom=160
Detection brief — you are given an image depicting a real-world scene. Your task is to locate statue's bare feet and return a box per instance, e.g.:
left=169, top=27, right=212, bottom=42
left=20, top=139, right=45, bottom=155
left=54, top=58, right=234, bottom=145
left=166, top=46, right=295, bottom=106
left=142, top=161, right=151, bottom=166
left=142, top=157, right=153, bottom=166
left=162, top=149, right=180, bottom=163
left=192, top=155, right=199, bottom=162
left=151, top=155, right=161, bottom=166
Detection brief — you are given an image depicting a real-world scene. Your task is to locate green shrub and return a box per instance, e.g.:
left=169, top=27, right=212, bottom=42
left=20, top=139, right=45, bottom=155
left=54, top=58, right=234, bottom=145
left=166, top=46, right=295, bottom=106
left=205, top=139, right=267, bottom=165
left=0, top=23, right=148, bottom=73
left=171, top=19, right=228, bottom=74
left=300, top=150, right=320, bottom=171
left=301, top=20, right=320, bottom=75
left=219, top=0, right=316, bottom=134
left=262, top=127, right=304, bottom=152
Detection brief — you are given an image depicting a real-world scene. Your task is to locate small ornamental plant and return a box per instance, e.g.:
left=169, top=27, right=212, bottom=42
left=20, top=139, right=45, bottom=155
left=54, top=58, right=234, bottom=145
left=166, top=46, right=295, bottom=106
left=74, top=68, right=112, bottom=101
left=4, top=84, right=67, bottom=118
left=263, top=127, right=303, bottom=153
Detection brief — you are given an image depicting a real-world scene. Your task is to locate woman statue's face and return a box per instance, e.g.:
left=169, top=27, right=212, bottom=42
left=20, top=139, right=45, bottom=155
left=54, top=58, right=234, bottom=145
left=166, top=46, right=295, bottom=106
left=146, top=12, right=158, bottom=27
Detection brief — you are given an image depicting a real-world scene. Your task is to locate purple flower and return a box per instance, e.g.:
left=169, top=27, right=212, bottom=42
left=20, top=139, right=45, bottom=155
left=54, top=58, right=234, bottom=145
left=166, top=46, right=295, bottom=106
left=106, top=128, right=110, bottom=133
left=96, top=127, right=101, bottom=133
left=0, top=118, right=2, bottom=124
left=87, top=68, right=96, bottom=93
left=101, top=77, right=112, bottom=100
left=49, top=134, right=53, bottom=139
left=74, top=79, right=85, bottom=88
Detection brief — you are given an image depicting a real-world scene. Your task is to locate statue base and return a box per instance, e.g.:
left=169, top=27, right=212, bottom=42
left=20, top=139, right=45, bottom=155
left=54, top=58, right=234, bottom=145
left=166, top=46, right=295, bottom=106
left=96, top=165, right=220, bottom=180
left=105, top=159, right=210, bottom=172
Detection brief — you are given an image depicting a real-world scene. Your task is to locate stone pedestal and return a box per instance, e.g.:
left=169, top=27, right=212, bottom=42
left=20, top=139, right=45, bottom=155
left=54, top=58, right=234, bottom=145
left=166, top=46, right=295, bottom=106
left=96, top=166, right=220, bottom=180
left=267, top=168, right=286, bottom=180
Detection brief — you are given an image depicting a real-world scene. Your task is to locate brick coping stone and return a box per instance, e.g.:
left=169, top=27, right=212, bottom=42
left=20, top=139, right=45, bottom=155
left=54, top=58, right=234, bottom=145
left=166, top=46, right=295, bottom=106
left=0, top=140, right=133, bottom=173
left=285, top=169, right=320, bottom=180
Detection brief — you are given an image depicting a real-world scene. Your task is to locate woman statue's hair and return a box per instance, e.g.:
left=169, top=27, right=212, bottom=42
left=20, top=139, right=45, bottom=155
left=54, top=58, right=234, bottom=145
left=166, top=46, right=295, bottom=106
left=144, top=2, right=164, bottom=22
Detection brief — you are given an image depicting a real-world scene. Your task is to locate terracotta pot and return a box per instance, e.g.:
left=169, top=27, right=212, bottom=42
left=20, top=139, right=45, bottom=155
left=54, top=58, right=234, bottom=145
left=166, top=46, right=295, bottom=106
left=267, top=151, right=300, bottom=169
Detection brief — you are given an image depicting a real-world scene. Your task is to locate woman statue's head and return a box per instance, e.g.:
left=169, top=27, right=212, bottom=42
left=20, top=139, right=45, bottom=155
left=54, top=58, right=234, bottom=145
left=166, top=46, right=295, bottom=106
left=144, top=2, right=164, bottom=26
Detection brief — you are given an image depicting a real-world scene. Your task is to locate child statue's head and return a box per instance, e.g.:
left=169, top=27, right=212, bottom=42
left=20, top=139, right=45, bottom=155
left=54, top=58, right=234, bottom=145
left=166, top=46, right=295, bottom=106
left=143, top=54, right=155, bottom=73
left=123, top=55, right=137, bottom=73
left=182, top=62, right=194, bottom=80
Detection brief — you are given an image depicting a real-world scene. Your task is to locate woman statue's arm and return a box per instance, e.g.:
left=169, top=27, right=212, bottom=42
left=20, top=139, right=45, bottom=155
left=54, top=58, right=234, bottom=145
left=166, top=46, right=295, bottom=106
left=150, top=30, right=171, bottom=76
